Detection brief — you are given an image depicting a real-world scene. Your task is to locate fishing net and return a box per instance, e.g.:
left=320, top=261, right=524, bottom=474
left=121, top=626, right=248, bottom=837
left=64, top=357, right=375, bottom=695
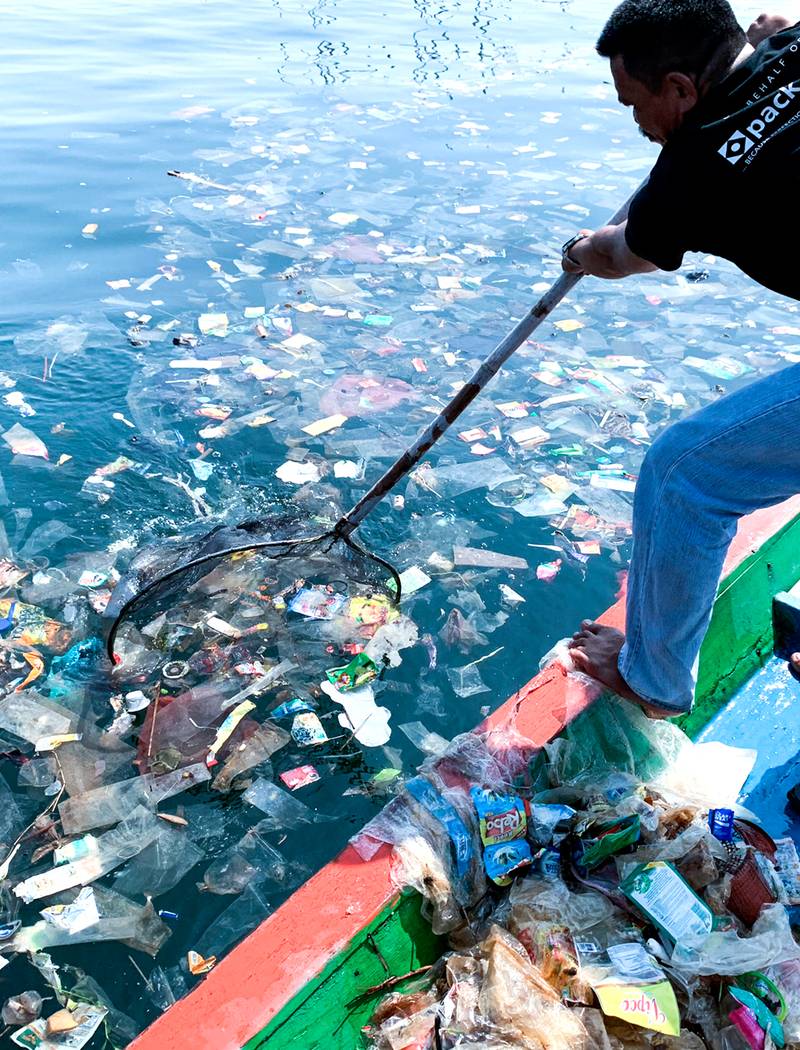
left=104, top=517, right=402, bottom=704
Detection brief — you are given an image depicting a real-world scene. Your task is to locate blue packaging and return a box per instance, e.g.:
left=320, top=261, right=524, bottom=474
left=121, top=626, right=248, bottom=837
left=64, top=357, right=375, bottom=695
left=708, top=808, right=735, bottom=842
left=405, top=777, right=473, bottom=877
left=532, top=847, right=561, bottom=880
left=0, top=919, right=21, bottom=940
left=50, top=637, right=104, bottom=681
left=484, top=840, right=533, bottom=886
left=271, top=697, right=315, bottom=719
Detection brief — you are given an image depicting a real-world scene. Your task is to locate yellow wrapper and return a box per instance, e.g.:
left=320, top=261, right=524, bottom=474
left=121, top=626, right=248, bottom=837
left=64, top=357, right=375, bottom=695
left=593, top=980, right=680, bottom=1036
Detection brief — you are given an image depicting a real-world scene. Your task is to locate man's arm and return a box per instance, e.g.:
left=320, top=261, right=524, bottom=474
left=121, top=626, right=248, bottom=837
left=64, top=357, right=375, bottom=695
left=562, top=221, right=658, bottom=279
left=746, top=12, right=794, bottom=46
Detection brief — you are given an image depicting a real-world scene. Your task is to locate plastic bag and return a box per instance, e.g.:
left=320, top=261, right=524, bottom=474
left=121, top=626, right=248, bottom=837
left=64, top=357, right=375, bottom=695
left=509, top=876, right=617, bottom=933
left=2, top=991, right=42, bottom=1025
left=364, top=616, right=418, bottom=668
left=544, top=695, right=686, bottom=790
left=616, top=824, right=727, bottom=882
left=419, top=729, right=524, bottom=793
left=350, top=797, right=409, bottom=862
left=601, top=1020, right=708, bottom=1048
left=61, top=968, right=139, bottom=1047
left=391, top=786, right=484, bottom=936
left=439, top=609, right=488, bottom=652
left=200, top=823, right=307, bottom=894
left=652, top=739, right=756, bottom=811
left=194, top=882, right=272, bottom=960
left=477, top=925, right=591, bottom=1048
left=441, top=953, right=484, bottom=1033
left=367, top=1000, right=439, bottom=1050
left=0, top=768, right=26, bottom=843
left=353, top=765, right=488, bottom=934
left=670, top=904, right=800, bottom=978
left=113, top=825, right=205, bottom=897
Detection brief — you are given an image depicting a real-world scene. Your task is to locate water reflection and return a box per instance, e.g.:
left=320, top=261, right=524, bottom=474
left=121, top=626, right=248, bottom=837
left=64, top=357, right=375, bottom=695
left=308, top=0, right=336, bottom=29
left=267, top=0, right=522, bottom=86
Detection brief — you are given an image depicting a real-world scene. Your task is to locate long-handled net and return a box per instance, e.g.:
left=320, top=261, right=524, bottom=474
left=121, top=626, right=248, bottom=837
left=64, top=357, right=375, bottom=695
left=104, top=193, right=633, bottom=675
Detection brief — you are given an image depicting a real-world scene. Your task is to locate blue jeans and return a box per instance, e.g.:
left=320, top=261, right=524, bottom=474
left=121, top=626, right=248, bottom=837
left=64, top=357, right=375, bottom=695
left=619, top=363, right=800, bottom=713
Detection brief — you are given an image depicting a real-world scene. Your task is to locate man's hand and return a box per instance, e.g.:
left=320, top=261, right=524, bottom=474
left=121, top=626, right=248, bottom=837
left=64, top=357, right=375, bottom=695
left=747, top=12, right=793, bottom=46
left=561, top=222, right=658, bottom=279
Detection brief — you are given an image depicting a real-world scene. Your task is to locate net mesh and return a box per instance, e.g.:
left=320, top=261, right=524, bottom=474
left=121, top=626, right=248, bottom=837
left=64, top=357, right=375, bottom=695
left=104, top=519, right=402, bottom=700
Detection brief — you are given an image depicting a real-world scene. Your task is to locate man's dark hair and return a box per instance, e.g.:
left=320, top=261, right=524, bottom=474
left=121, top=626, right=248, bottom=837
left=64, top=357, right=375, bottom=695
left=597, top=0, right=746, bottom=92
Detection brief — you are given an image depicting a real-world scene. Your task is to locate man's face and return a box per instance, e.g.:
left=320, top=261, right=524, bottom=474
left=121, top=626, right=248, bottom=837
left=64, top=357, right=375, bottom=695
left=611, top=55, right=693, bottom=145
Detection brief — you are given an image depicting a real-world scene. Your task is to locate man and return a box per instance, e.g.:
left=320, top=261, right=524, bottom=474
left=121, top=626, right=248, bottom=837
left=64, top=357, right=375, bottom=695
left=562, top=2, right=800, bottom=717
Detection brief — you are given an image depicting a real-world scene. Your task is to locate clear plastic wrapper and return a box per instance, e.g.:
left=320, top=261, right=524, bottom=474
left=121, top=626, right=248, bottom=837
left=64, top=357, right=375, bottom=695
left=509, top=876, right=617, bottom=935
left=242, top=777, right=330, bottom=829
left=113, top=825, right=205, bottom=898
left=59, top=763, right=211, bottom=835
left=0, top=693, right=75, bottom=746
left=17, top=757, right=58, bottom=790
left=447, top=664, right=491, bottom=698
left=194, top=881, right=272, bottom=960
left=670, top=903, right=800, bottom=978
left=210, top=721, right=289, bottom=792
left=14, top=806, right=162, bottom=902
left=477, top=925, right=590, bottom=1048
left=12, top=886, right=170, bottom=956
left=56, top=738, right=138, bottom=798
left=146, top=966, right=189, bottom=1013
left=0, top=769, right=28, bottom=837
left=398, top=721, right=450, bottom=756
left=200, top=852, right=258, bottom=895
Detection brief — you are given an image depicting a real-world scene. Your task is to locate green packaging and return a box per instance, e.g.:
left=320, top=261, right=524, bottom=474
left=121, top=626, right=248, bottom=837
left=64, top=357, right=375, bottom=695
left=620, top=861, right=714, bottom=947
left=579, top=813, right=641, bottom=870
left=325, top=652, right=380, bottom=692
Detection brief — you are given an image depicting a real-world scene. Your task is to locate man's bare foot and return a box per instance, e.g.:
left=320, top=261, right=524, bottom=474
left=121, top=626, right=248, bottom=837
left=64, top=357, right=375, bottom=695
left=567, top=620, right=673, bottom=719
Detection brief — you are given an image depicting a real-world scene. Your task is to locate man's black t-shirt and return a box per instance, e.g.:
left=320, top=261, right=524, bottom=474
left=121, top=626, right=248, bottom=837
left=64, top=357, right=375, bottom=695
left=625, top=22, right=800, bottom=300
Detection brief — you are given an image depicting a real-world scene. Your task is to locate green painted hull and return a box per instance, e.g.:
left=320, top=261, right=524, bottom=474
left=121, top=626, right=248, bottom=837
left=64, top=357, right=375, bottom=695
left=249, top=890, right=441, bottom=1049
